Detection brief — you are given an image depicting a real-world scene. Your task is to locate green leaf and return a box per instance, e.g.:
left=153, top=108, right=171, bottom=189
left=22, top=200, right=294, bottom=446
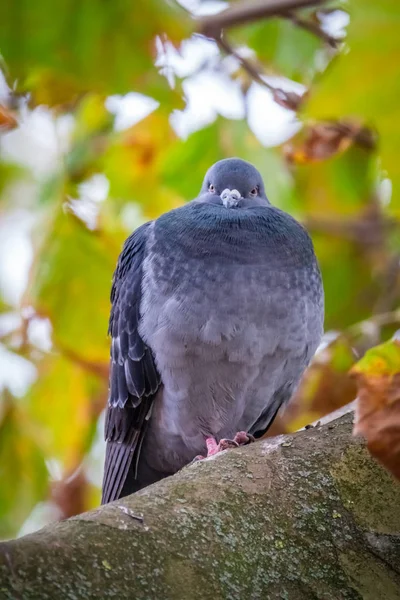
left=160, top=120, right=227, bottom=201
left=291, top=143, right=383, bottom=329
left=0, top=396, right=48, bottom=539
left=305, top=0, right=400, bottom=214
left=293, top=143, right=378, bottom=217
left=314, top=231, right=386, bottom=330
left=0, top=0, right=192, bottom=105
left=103, top=110, right=180, bottom=216
left=28, top=208, right=119, bottom=365
left=26, top=356, right=104, bottom=469
left=0, top=162, right=26, bottom=202
left=232, top=17, right=322, bottom=83
left=352, top=338, right=400, bottom=378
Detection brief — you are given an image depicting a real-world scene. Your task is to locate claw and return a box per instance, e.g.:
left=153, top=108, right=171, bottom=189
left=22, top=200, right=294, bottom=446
left=206, top=436, right=239, bottom=455
left=192, top=432, right=255, bottom=464
left=205, top=432, right=253, bottom=455
left=189, top=454, right=206, bottom=465
left=233, top=431, right=255, bottom=445
left=218, top=438, right=239, bottom=451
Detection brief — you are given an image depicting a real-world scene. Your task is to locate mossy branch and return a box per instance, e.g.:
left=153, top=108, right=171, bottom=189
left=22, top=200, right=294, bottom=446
left=1, top=413, right=400, bottom=600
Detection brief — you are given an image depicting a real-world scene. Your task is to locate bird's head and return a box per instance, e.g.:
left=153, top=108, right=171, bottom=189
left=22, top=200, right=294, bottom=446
left=199, top=158, right=269, bottom=208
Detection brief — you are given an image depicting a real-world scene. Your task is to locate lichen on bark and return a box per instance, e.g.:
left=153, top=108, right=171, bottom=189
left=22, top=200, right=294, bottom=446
left=1, top=413, right=399, bottom=600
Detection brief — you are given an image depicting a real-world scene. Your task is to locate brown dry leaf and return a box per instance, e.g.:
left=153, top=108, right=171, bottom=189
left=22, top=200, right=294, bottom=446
left=284, top=121, right=375, bottom=165
left=0, top=104, right=18, bottom=131
left=352, top=339, right=400, bottom=480
left=51, top=468, right=87, bottom=520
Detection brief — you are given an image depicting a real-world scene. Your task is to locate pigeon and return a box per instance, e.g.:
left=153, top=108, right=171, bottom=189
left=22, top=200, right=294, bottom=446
left=101, top=158, right=324, bottom=504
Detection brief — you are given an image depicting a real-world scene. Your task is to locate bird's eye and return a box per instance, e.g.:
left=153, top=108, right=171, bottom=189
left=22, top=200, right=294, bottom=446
left=250, top=187, right=258, bottom=196
left=209, top=184, right=216, bottom=193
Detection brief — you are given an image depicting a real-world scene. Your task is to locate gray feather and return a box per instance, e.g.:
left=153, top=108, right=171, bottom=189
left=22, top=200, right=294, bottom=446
left=102, top=158, right=324, bottom=502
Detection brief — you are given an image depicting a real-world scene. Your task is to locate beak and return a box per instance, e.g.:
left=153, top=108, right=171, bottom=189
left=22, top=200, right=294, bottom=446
left=221, top=188, right=241, bottom=208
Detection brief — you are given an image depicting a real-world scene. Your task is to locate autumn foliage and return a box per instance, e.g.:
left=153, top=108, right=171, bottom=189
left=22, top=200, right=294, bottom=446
left=352, top=339, right=400, bottom=480
left=0, top=0, right=399, bottom=539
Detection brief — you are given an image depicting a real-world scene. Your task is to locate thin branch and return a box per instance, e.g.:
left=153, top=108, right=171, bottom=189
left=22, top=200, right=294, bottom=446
left=195, top=0, right=335, bottom=111
left=58, top=345, right=109, bottom=380
left=373, top=254, right=400, bottom=315
left=197, top=0, right=327, bottom=39
left=304, top=213, right=398, bottom=246
left=217, top=36, right=305, bottom=110
left=284, top=10, right=343, bottom=48
left=348, top=309, right=400, bottom=336
left=217, top=37, right=275, bottom=92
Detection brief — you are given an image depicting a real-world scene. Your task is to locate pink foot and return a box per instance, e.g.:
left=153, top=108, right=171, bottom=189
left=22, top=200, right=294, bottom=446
left=233, top=431, right=255, bottom=445
left=191, top=432, right=255, bottom=464
left=206, top=436, right=238, bottom=455
left=191, top=454, right=206, bottom=462
left=190, top=438, right=238, bottom=462
left=205, top=432, right=255, bottom=456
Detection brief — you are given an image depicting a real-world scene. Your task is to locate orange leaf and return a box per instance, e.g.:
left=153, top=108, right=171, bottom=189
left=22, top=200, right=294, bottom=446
left=352, top=339, right=400, bottom=480
left=284, top=121, right=375, bottom=164
left=0, top=104, right=18, bottom=131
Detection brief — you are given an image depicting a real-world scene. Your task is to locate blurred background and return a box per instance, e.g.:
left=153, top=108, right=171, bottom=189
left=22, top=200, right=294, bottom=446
left=0, top=0, right=399, bottom=539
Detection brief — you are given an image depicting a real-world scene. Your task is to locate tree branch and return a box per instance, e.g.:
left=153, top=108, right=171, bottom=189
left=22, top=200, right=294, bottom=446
left=217, top=36, right=276, bottom=91
left=196, top=0, right=337, bottom=112
left=1, top=413, right=400, bottom=599
left=283, top=10, right=343, bottom=47
left=217, top=36, right=305, bottom=110
left=197, top=0, right=328, bottom=39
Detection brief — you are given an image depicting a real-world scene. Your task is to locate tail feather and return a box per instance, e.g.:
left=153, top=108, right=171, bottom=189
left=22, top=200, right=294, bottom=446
left=101, top=430, right=138, bottom=504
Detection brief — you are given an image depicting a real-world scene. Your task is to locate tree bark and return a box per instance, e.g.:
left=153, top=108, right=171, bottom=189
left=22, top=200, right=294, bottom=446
left=1, top=413, right=400, bottom=600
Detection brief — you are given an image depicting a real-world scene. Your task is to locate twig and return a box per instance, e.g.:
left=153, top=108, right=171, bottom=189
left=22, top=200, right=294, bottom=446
left=304, top=214, right=398, bottom=246
left=59, top=345, right=109, bottom=380
left=217, top=36, right=305, bottom=110
left=373, top=255, right=400, bottom=315
left=348, top=309, right=400, bottom=335
left=347, top=309, right=400, bottom=353
left=195, top=0, right=335, bottom=111
left=217, top=37, right=276, bottom=92
left=284, top=10, right=343, bottom=48
left=197, top=0, right=327, bottom=39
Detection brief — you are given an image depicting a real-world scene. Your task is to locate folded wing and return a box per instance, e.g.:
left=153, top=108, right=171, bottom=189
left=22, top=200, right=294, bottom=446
left=101, top=223, right=161, bottom=504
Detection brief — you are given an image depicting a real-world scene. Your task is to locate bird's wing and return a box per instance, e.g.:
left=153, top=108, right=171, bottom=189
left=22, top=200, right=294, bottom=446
left=102, top=222, right=161, bottom=505
left=249, top=382, right=293, bottom=439
left=249, top=340, right=320, bottom=439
